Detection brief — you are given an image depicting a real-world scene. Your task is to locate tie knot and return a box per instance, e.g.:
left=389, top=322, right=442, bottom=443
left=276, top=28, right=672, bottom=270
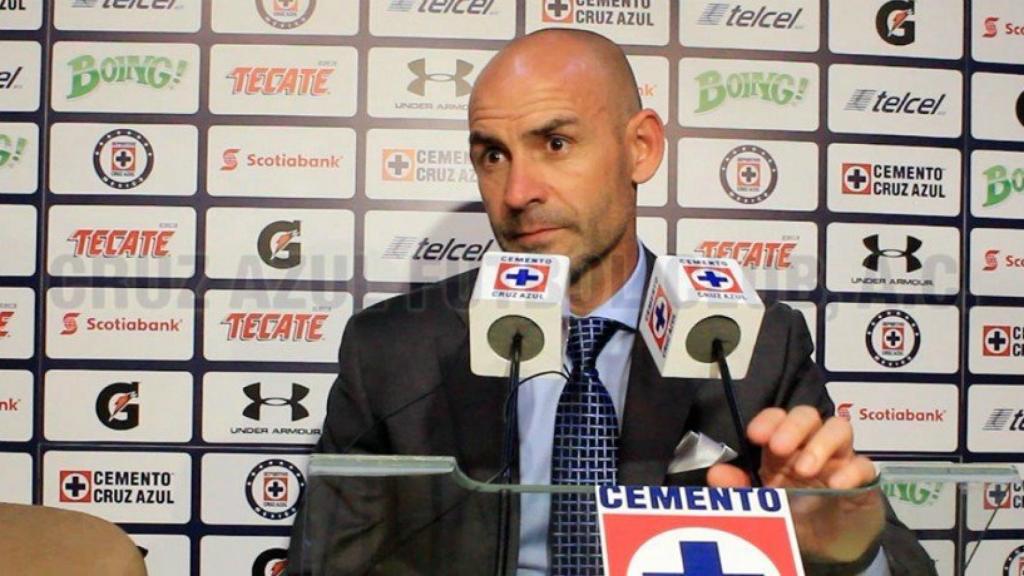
left=567, top=316, right=620, bottom=375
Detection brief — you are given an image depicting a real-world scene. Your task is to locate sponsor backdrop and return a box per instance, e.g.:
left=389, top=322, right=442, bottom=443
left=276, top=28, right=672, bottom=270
left=0, top=1, right=1022, bottom=574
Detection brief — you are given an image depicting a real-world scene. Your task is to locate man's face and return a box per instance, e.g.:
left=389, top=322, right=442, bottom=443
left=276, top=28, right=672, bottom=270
left=468, top=55, right=637, bottom=281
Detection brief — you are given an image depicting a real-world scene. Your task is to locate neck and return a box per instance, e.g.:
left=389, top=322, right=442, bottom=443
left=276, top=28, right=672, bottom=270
left=568, top=238, right=639, bottom=316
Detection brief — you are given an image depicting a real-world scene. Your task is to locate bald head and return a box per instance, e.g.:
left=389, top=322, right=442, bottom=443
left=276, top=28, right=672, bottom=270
left=471, top=28, right=642, bottom=126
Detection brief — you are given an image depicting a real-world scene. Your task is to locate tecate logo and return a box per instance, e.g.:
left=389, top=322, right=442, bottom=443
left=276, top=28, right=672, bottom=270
left=221, top=312, right=328, bottom=342
left=693, top=240, right=795, bottom=269
left=227, top=66, right=333, bottom=96
left=697, top=3, right=803, bottom=29
left=844, top=89, right=945, bottom=115
left=60, top=312, right=182, bottom=335
left=67, top=228, right=174, bottom=258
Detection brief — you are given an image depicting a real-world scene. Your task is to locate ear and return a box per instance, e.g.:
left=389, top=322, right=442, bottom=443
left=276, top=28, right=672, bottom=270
left=626, top=109, right=665, bottom=185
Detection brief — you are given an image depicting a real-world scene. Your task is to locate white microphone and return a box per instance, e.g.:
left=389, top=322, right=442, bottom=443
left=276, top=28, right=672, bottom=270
left=469, top=251, right=570, bottom=377
left=639, top=255, right=765, bottom=379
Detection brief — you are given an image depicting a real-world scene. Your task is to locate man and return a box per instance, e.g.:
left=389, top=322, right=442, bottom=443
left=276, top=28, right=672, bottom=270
left=289, top=29, right=934, bottom=576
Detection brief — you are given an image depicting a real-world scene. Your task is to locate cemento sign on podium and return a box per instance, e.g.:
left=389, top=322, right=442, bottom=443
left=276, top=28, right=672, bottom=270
left=597, top=486, right=803, bottom=576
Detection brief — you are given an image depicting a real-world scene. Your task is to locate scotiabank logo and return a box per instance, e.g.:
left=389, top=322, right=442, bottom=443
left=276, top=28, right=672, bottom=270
left=983, top=17, right=1024, bottom=39
left=693, top=240, right=795, bottom=269
left=838, top=402, right=947, bottom=423
left=982, top=250, right=1024, bottom=272
left=60, top=312, right=182, bottom=336
left=0, top=310, right=13, bottom=337
left=221, top=312, right=327, bottom=342
left=67, top=228, right=174, bottom=258
left=220, top=147, right=341, bottom=172
left=227, top=66, right=333, bottom=96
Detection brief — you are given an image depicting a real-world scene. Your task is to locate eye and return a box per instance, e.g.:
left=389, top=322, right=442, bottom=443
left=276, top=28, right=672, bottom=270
left=484, top=148, right=505, bottom=164
left=547, top=136, right=567, bottom=152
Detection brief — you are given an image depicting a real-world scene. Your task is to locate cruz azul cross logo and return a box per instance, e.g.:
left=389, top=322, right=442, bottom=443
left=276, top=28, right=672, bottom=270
left=982, top=325, right=1017, bottom=357
left=684, top=266, right=742, bottom=294
left=245, top=459, right=306, bottom=521
left=382, top=149, right=415, bottom=181
left=842, top=163, right=872, bottom=195
left=647, top=283, right=674, bottom=353
left=542, top=0, right=573, bottom=23
left=865, top=309, right=920, bottom=368
left=598, top=486, right=802, bottom=576
left=983, top=482, right=1023, bottom=510
left=256, top=0, right=317, bottom=30
left=59, top=470, right=93, bottom=503
left=93, top=129, right=154, bottom=190
left=494, top=262, right=549, bottom=292
left=719, top=145, right=777, bottom=205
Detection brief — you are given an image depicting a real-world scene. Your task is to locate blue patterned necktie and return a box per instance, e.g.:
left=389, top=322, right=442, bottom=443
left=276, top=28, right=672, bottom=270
left=550, top=316, right=621, bottom=576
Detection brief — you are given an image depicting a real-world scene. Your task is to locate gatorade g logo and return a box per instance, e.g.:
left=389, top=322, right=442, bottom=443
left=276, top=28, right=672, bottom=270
left=95, top=381, right=140, bottom=431
left=257, top=220, right=301, bottom=269
left=876, top=0, right=915, bottom=46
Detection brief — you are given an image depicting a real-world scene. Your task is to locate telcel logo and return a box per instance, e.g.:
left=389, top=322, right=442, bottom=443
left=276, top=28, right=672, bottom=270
left=845, top=89, right=945, bottom=115
left=697, top=3, right=803, bottom=29
left=74, top=0, right=179, bottom=9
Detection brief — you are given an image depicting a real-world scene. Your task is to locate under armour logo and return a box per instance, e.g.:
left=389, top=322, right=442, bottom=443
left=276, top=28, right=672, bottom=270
left=407, top=58, right=474, bottom=97
left=243, top=383, right=310, bottom=421
left=862, top=235, right=922, bottom=272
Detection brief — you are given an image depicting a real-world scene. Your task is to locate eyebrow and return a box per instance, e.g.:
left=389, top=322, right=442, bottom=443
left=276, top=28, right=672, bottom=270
left=468, top=116, right=579, bottom=149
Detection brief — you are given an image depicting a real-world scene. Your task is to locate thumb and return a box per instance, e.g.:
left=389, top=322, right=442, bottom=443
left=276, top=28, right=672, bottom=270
left=707, top=463, right=753, bottom=488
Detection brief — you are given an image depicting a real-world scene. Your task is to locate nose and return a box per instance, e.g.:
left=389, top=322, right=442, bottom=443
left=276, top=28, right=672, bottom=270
left=502, top=155, right=546, bottom=211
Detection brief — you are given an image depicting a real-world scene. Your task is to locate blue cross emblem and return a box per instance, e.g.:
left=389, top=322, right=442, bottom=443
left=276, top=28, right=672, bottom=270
left=643, top=541, right=764, bottom=576
left=697, top=269, right=730, bottom=289
left=504, top=267, right=541, bottom=287
left=655, top=301, right=667, bottom=332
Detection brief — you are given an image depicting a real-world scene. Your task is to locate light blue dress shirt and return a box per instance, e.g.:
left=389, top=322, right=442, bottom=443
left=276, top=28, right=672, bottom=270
left=514, top=246, right=891, bottom=576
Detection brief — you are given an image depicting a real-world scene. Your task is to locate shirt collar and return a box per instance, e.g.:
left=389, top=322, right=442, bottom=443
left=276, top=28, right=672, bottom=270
left=578, top=243, right=646, bottom=330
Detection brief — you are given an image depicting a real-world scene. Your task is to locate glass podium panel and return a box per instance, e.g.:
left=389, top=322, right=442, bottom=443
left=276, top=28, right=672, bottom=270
left=291, top=455, right=1019, bottom=576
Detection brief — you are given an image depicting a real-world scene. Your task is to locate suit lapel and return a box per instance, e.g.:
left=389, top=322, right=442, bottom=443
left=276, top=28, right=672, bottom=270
left=618, top=248, right=697, bottom=485
left=442, top=271, right=510, bottom=482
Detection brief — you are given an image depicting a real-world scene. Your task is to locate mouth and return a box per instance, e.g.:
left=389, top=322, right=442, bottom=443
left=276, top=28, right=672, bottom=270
left=510, top=227, right=563, bottom=245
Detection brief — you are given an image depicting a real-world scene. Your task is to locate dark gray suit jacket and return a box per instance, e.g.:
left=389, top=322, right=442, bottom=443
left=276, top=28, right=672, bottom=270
left=288, top=252, right=935, bottom=576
